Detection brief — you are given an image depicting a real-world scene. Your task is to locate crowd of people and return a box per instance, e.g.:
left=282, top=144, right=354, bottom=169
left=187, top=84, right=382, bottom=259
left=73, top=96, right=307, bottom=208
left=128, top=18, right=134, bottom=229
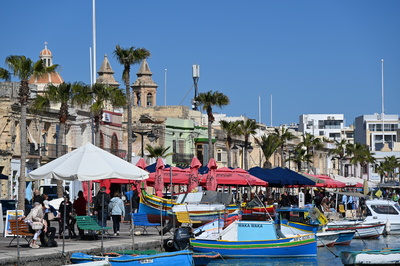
left=19, top=186, right=134, bottom=248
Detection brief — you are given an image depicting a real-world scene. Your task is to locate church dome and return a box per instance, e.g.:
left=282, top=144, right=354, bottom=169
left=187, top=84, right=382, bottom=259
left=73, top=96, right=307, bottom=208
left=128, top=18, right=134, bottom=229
left=40, top=48, right=52, bottom=56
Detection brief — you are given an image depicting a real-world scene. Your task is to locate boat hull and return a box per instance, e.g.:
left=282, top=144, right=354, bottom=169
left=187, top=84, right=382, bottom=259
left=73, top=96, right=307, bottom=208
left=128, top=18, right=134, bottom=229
left=191, top=235, right=317, bottom=258
left=70, top=250, right=194, bottom=266
left=341, top=249, right=400, bottom=265
left=326, top=221, right=385, bottom=239
left=335, top=231, right=356, bottom=245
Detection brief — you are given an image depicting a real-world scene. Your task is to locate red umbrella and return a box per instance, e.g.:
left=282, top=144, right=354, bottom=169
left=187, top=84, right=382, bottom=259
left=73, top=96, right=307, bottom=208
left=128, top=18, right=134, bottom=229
left=188, top=157, right=202, bottom=192
left=147, top=167, right=191, bottom=184
left=206, top=158, right=218, bottom=191
left=154, top=158, right=165, bottom=197
left=201, top=167, right=267, bottom=186
left=135, top=158, right=148, bottom=196
left=306, top=174, right=346, bottom=188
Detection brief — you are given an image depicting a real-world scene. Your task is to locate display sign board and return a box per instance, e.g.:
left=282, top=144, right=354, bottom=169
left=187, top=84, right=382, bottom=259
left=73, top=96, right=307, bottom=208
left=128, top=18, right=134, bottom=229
left=4, top=210, right=24, bottom=237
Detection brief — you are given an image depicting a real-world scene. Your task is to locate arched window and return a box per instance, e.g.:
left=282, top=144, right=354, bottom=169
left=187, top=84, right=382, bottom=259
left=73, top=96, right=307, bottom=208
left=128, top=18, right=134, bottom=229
left=111, top=133, right=118, bottom=151
left=136, top=92, right=141, bottom=106
left=146, top=93, right=152, bottom=106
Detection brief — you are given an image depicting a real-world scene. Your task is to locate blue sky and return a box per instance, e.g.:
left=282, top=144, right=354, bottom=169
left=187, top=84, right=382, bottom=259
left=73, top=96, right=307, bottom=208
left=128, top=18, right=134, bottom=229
left=1, top=1, right=399, bottom=126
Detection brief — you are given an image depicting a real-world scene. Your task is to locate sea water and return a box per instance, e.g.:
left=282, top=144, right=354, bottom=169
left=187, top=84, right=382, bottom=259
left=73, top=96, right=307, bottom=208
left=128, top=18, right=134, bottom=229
left=207, top=234, right=399, bottom=266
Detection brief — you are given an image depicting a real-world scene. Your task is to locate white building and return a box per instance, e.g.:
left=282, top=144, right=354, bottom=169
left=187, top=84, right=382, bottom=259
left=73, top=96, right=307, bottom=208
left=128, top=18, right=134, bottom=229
left=298, top=114, right=345, bottom=140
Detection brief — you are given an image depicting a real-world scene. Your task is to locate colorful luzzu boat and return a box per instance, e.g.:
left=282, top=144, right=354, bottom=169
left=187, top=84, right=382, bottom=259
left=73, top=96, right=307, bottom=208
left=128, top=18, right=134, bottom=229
left=70, top=250, right=194, bottom=266
left=190, top=219, right=317, bottom=258
left=139, top=189, right=241, bottom=224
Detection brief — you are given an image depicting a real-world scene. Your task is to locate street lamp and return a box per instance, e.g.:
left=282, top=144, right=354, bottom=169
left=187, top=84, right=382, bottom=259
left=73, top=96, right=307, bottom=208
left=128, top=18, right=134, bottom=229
left=131, top=130, right=158, bottom=157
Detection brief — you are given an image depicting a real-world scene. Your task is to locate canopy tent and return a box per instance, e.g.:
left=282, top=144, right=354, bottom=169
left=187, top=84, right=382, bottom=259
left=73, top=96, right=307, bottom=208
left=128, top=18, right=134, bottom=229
left=28, top=142, right=149, bottom=181
left=332, top=175, right=362, bottom=187
left=248, top=167, right=316, bottom=187
left=199, top=167, right=267, bottom=186
left=333, top=174, right=377, bottom=188
left=304, top=174, right=346, bottom=188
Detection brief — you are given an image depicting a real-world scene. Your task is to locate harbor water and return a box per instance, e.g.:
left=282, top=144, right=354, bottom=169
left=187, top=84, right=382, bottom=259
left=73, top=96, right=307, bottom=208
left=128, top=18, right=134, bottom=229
left=207, top=234, right=400, bottom=266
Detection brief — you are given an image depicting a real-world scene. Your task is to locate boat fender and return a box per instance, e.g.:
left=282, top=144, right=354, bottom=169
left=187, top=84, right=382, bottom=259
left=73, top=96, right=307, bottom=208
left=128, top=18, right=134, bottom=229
left=386, top=219, right=391, bottom=233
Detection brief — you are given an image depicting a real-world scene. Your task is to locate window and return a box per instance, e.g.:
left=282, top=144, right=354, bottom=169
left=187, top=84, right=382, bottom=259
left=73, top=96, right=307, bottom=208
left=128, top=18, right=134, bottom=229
left=172, top=140, right=177, bottom=153
left=217, top=149, right=222, bottom=162
left=146, top=93, right=152, bottom=106
left=370, top=205, right=399, bottom=215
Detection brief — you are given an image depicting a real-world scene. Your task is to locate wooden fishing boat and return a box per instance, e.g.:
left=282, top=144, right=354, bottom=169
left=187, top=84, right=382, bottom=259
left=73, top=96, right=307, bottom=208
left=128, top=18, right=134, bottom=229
left=341, top=248, right=400, bottom=265
left=70, top=250, right=194, bottom=266
left=139, top=189, right=242, bottom=224
left=326, top=220, right=386, bottom=239
left=190, top=220, right=317, bottom=258
left=275, top=207, right=346, bottom=247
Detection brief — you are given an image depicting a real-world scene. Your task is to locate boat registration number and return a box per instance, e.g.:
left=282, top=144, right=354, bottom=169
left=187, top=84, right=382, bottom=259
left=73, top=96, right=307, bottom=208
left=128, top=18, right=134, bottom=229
left=140, top=259, right=154, bottom=264
left=293, top=234, right=313, bottom=241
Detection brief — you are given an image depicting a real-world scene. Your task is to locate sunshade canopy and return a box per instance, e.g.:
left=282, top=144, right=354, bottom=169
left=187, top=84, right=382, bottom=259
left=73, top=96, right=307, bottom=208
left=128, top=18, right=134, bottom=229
left=147, top=166, right=192, bottom=184
left=248, top=167, right=315, bottom=187
left=304, top=174, right=346, bottom=188
left=199, top=167, right=267, bottom=186
left=28, top=142, right=149, bottom=181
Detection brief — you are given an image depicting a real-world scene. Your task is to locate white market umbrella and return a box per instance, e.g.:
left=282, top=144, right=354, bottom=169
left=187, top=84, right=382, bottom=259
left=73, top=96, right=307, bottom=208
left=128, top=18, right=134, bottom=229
left=28, top=142, right=148, bottom=255
left=28, top=142, right=149, bottom=181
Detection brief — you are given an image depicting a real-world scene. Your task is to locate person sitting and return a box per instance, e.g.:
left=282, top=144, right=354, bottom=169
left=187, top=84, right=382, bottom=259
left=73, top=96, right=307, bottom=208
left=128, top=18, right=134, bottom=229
left=58, top=194, right=77, bottom=239
left=19, top=202, right=45, bottom=248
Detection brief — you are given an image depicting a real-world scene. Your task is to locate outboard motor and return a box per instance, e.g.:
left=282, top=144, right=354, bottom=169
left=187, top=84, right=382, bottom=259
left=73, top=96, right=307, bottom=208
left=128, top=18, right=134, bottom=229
left=163, top=227, right=205, bottom=252
left=173, top=227, right=192, bottom=250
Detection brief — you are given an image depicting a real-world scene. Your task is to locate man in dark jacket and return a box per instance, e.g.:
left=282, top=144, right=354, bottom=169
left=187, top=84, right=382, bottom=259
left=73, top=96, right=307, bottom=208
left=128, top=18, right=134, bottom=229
left=94, top=187, right=110, bottom=228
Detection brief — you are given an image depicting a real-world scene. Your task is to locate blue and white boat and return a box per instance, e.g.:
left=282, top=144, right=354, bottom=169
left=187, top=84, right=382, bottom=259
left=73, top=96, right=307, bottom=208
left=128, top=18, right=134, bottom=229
left=341, top=248, right=400, bottom=265
left=70, top=250, right=194, bottom=266
left=190, top=219, right=317, bottom=258
left=275, top=207, right=354, bottom=246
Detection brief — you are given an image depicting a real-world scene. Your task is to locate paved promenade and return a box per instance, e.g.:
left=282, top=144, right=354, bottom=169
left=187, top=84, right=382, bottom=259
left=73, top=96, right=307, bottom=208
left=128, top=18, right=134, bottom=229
left=0, top=222, right=168, bottom=266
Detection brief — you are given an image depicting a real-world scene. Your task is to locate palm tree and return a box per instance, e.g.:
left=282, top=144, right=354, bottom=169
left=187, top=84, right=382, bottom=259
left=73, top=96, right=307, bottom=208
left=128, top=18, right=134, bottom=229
left=76, top=83, right=126, bottom=147
left=328, top=139, right=349, bottom=176
left=146, top=145, right=173, bottom=159
left=195, top=90, right=229, bottom=161
left=375, top=156, right=400, bottom=183
left=219, top=120, right=240, bottom=168
left=237, top=119, right=259, bottom=170
left=114, top=45, right=150, bottom=163
left=0, top=55, right=57, bottom=210
left=346, top=143, right=375, bottom=178
left=298, top=133, right=324, bottom=173
left=291, top=146, right=312, bottom=172
left=255, top=134, right=281, bottom=168
left=273, top=126, right=295, bottom=167
left=32, top=82, right=86, bottom=197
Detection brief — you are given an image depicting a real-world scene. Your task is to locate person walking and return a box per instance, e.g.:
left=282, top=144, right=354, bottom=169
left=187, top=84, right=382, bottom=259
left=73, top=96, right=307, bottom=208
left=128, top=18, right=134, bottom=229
left=108, top=192, right=125, bottom=236
left=94, top=186, right=110, bottom=228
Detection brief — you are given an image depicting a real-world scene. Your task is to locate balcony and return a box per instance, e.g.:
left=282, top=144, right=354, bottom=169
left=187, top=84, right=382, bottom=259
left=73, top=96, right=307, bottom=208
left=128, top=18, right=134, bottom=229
left=172, top=153, right=194, bottom=167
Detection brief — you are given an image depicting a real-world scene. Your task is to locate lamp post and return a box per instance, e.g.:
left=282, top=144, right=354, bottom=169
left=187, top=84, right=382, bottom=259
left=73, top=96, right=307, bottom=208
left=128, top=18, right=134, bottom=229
left=131, top=130, right=158, bottom=157
left=232, top=143, right=253, bottom=169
